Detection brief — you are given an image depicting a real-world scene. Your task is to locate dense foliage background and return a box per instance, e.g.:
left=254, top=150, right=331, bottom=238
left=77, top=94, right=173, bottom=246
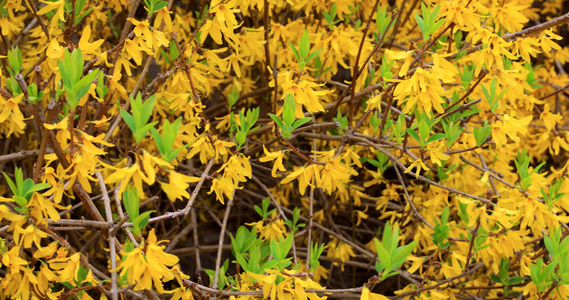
left=1, top=0, right=569, bottom=299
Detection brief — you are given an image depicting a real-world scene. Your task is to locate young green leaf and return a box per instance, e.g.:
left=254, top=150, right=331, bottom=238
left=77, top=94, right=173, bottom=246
left=7, top=47, right=22, bottom=76
left=269, top=113, right=284, bottom=130
left=291, top=117, right=312, bottom=130
left=299, top=30, right=310, bottom=61
left=376, top=4, right=394, bottom=37
left=123, top=186, right=140, bottom=222
left=288, top=42, right=300, bottom=62
left=406, top=128, right=422, bottom=145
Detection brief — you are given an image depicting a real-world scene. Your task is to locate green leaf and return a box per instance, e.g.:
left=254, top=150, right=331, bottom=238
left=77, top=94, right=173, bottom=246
left=169, top=40, right=180, bottom=61
left=22, top=178, right=34, bottom=197
left=490, top=274, right=502, bottom=284
left=75, top=68, right=99, bottom=91
left=292, top=117, right=312, bottom=130
left=498, top=258, right=510, bottom=280
left=254, top=205, right=263, bottom=218
left=165, top=145, right=190, bottom=162
left=374, top=239, right=391, bottom=271
left=418, top=120, right=430, bottom=141
left=322, top=11, right=333, bottom=29
left=246, top=108, right=260, bottom=131
left=120, top=110, right=136, bottom=135
left=299, top=30, right=310, bottom=60
left=249, top=246, right=262, bottom=273
left=3, top=171, right=19, bottom=196
left=150, top=127, right=165, bottom=155
left=288, top=42, right=300, bottom=62
left=124, top=93, right=157, bottom=143
left=58, top=56, right=73, bottom=89
left=261, top=259, right=278, bottom=271
left=329, top=2, right=337, bottom=18
left=431, top=4, right=441, bottom=20
left=235, top=131, right=246, bottom=147
left=136, top=122, right=158, bottom=142
left=508, top=276, right=525, bottom=285
left=71, top=50, right=84, bottom=84
left=305, top=49, right=323, bottom=64
left=420, top=2, right=430, bottom=23
left=230, top=232, right=242, bottom=255
left=24, top=183, right=51, bottom=199
left=282, top=234, right=293, bottom=258
left=442, top=121, right=462, bottom=148
left=13, top=195, right=28, bottom=208
left=426, top=133, right=446, bottom=143
left=541, top=260, right=557, bottom=281
left=415, top=3, right=444, bottom=42
left=361, top=157, right=382, bottom=169
left=270, top=239, right=282, bottom=260
left=123, top=187, right=140, bottom=221
left=458, top=201, right=469, bottom=223
left=154, top=1, right=168, bottom=11
left=375, top=261, right=383, bottom=274
left=283, top=109, right=295, bottom=128
left=376, top=4, right=394, bottom=37
left=544, top=227, right=559, bottom=256
left=429, top=18, right=446, bottom=38
left=414, top=14, right=425, bottom=40
left=473, top=122, right=491, bottom=147
left=382, top=222, right=396, bottom=254
left=96, top=71, right=108, bottom=98
left=140, top=95, right=156, bottom=126
left=73, top=69, right=99, bottom=103
left=235, top=253, right=250, bottom=272
left=14, top=167, right=24, bottom=194
left=7, top=47, right=22, bottom=75
left=309, top=241, right=324, bottom=271
left=133, top=210, right=154, bottom=232
left=481, top=85, right=491, bottom=104
left=391, top=240, right=418, bottom=269
left=268, top=113, right=284, bottom=129
left=228, top=87, right=239, bottom=109
left=406, top=129, right=421, bottom=144
left=76, top=7, right=94, bottom=25
left=165, top=118, right=181, bottom=146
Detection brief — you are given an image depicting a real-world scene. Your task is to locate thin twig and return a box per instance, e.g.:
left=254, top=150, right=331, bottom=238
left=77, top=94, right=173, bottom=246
left=306, top=120, right=316, bottom=269
left=191, top=208, right=203, bottom=278
left=96, top=171, right=119, bottom=300
left=393, top=163, right=434, bottom=229
left=212, top=192, right=234, bottom=289
left=348, top=0, right=382, bottom=126
left=23, top=0, right=50, bottom=43
left=182, top=158, right=215, bottom=214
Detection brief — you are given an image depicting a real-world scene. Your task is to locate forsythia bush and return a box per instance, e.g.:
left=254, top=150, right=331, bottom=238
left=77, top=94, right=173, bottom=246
left=0, top=0, right=568, bottom=299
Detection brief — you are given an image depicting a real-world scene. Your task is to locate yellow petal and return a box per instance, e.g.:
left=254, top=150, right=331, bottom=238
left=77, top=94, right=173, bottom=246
left=44, top=117, right=68, bottom=130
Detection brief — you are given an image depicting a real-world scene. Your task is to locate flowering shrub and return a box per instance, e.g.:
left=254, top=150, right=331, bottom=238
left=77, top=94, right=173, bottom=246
left=1, top=0, right=569, bottom=299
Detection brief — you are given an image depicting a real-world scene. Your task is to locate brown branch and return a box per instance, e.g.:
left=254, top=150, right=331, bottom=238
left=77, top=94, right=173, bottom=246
left=392, top=263, right=484, bottom=299
left=283, top=138, right=325, bottom=165
left=393, top=163, right=434, bottom=229
left=96, top=171, right=119, bottom=300
left=348, top=0, right=382, bottom=126
left=23, top=0, right=50, bottom=43
left=212, top=191, right=234, bottom=289
left=0, top=149, right=53, bottom=164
